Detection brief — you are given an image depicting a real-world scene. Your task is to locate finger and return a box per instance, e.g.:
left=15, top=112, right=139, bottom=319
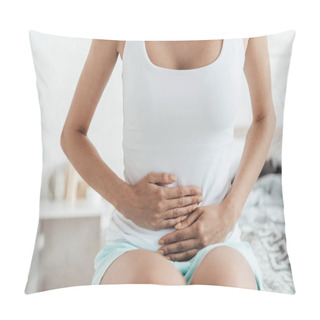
left=158, top=239, right=201, bottom=255
left=165, top=185, right=202, bottom=199
left=159, top=214, right=189, bottom=229
left=163, top=202, right=198, bottom=219
left=147, top=172, right=177, bottom=185
left=166, top=249, right=199, bottom=262
left=164, top=194, right=204, bottom=212
left=158, top=224, right=198, bottom=245
left=175, top=208, right=203, bottom=229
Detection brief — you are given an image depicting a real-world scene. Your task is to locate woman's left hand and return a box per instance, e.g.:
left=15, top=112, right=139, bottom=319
left=157, top=201, right=238, bottom=261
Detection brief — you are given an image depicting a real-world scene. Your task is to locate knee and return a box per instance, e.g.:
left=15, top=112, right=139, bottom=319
left=128, top=249, right=186, bottom=285
left=190, top=246, right=258, bottom=290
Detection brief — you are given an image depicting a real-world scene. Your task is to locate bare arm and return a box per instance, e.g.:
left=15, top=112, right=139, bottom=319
left=224, top=35, right=276, bottom=224
left=60, top=40, right=202, bottom=229
left=60, top=39, right=127, bottom=209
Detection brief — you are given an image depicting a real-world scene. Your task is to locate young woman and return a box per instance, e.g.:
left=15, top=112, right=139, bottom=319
left=60, top=36, right=276, bottom=290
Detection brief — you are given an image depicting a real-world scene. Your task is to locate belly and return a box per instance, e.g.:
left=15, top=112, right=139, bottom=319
left=123, top=143, right=233, bottom=205
left=104, top=143, right=235, bottom=251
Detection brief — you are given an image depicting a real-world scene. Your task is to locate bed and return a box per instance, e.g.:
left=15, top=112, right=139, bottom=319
left=238, top=173, right=295, bottom=294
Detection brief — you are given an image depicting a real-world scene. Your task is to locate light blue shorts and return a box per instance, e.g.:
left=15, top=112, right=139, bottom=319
left=91, top=240, right=263, bottom=290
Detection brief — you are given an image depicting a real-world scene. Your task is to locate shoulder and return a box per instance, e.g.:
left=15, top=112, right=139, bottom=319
left=242, top=38, right=249, bottom=54
left=243, top=36, right=269, bottom=57
left=90, top=39, right=119, bottom=54
left=115, top=40, right=126, bottom=55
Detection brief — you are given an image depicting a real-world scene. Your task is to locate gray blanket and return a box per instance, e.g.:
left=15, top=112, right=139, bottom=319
left=238, top=173, right=295, bottom=294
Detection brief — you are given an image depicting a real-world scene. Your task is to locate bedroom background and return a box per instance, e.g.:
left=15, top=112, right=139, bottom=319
left=4, top=0, right=320, bottom=319
left=25, top=30, right=295, bottom=294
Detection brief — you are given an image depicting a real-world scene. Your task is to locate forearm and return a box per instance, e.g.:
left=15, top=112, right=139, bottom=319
left=224, top=113, right=276, bottom=224
left=60, top=130, right=129, bottom=210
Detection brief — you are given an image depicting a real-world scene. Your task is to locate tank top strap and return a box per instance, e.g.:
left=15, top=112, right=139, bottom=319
left=122, top=40, right=145, bottom=67
left=227, top=38, right=246, bottom=67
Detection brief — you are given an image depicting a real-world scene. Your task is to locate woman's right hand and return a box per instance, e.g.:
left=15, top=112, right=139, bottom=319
left=117, top=172, right=204, bottom=231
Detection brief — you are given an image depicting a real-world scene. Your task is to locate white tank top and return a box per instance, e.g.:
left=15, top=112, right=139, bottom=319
left=105, top=38, right=244, bottom=251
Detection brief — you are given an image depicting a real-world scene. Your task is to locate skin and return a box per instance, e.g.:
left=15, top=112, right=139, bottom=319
left=61, top=37, right=275, bottom=289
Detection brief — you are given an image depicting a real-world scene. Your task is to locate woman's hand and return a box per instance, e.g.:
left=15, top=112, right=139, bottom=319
left=117, top=172, right=204, bottom=231
left=157, top=201, right=238, bottom=261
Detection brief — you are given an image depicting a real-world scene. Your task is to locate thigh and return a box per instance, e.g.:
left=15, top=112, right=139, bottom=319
left=101, top=249, right=187, bottom=285
left=189, top=245, right=258, bottom=290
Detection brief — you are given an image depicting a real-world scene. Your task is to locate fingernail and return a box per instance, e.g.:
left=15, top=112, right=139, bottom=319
left=170, top=174, right=177, bottom=180
left=175, top=223, right=181, bottom=229
left=165, top=256, right=170, bottom=260
left=198, top=196, right=204, bottom=202
left=158, top=240, right=164, bottom=245
left=158, top=250, right=164, bottom=255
